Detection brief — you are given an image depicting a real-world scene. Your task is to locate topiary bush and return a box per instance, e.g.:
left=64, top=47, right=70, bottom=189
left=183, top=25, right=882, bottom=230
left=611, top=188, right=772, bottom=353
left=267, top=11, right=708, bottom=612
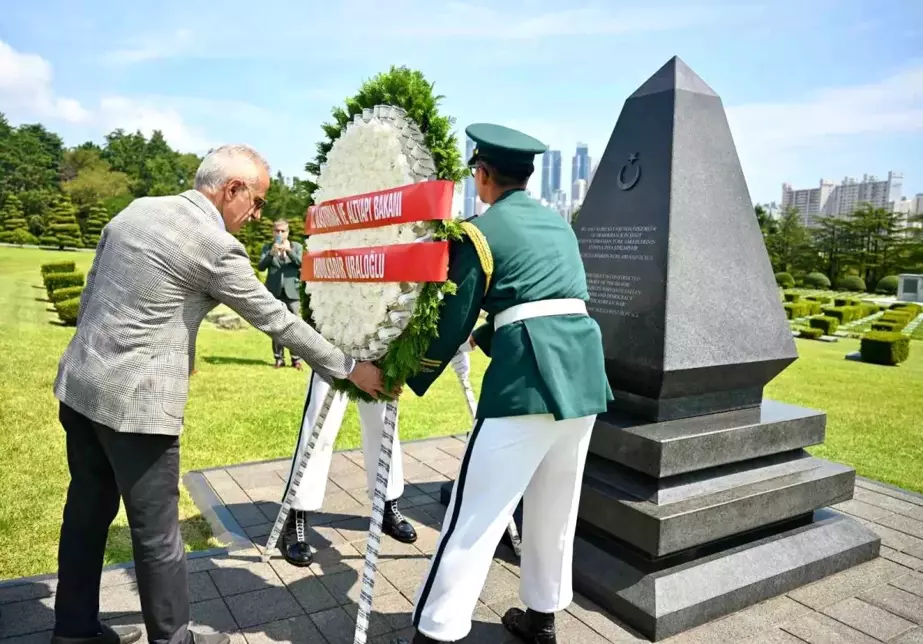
left=891, top=302, right=922, bottom=317
left=44, top=271, right=85, bottom=295
left=41, top=261, right=76, bottom=276
left=837, top=275, right=866, bottom=292
left=860, top=331, right=910, bottom=365
left=809, top=316, right=839, bottom=335
left=49, top=286, right=84, bottom=303
left=871, top=322, right=903, bottom=332
left=783, top=302, right=809, bottom=319
left=806, top=295, right=832, bottom=305
left=784, top=292, right=801, bottom=302
left=875, top=275, right=900, bottom=295
left=804, top=272, right=831, bottom=289
left=775, top=272, right=795, bottom=289
left=800, top=327, right=824, bottom=340
left=806, top=301, right=822, bottom=315
left=55, top=297, right=81, bottom=326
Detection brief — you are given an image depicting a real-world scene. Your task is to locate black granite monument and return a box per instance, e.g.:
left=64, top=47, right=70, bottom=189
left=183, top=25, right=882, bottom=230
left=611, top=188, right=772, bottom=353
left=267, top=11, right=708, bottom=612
left=570, top=56, right=880, bottom=640
left=439, top=56, right=880, bottom=641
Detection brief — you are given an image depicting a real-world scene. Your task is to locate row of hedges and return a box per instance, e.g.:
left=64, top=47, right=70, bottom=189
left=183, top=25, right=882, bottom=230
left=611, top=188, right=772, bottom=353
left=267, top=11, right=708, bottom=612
left=776, top=272, right=902, bottom=295
left=783, top=299, right=822, bottom=319
left=41, top=262, right=84, bottom=326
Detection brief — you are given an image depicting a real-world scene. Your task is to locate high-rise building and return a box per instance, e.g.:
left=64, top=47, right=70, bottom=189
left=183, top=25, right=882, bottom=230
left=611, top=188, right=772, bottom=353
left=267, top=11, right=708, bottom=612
left=463, top=137, right=477, bottom=220
left=571, top=143, right=589, bottom=200
left=781, top=171, right=904, bottom=227
left=541, top=150, right=562, bottom=202
left=572, top=179, right=588, bottom=207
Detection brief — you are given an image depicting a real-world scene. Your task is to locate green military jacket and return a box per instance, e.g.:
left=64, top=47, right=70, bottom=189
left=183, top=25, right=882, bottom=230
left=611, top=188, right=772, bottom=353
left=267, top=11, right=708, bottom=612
left=406, top=189, right=613, bottom=421
left=258, top=241, right=303, bottom=300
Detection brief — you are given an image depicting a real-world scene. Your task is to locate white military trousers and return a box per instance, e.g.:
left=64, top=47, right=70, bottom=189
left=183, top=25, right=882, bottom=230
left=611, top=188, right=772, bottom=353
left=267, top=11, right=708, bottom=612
left=411, top=412, right=595, bottom=642
left=282, top=372, right=405, bottom=511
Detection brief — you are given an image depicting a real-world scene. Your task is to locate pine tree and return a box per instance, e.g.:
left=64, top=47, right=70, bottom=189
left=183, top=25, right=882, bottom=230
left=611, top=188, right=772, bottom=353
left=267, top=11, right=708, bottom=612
left=83, top=203, right=110, bottom=248
left=40, top=197, right=82, bottom=249
left=0, top=194, right=30, bottom=243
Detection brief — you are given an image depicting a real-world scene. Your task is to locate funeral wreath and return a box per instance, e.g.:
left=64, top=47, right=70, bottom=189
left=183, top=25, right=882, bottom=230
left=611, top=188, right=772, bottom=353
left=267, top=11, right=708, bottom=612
left=302, top=67, right=468, bottom=401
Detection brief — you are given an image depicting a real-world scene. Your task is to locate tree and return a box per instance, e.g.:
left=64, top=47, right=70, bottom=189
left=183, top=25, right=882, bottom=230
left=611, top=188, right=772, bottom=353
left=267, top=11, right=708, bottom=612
left=841, top=204, right=905, bottom=287
left=83, top=203, right=110, bottom=248
left=0, top=117, right=65, bottom=201
left=0, top=194, right=31, bottom=243
left=62, top=149, right=132, bottom=214
left=811, top=215, right=845, bottom=281
left=765, top=206, right=811, bottom=274
left=40, top=197, right=82, bottom=249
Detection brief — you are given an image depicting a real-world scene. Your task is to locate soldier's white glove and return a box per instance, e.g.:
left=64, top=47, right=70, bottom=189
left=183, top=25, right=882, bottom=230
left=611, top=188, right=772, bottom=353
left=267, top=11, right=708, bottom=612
left=450, top=350, right=470, bottom=378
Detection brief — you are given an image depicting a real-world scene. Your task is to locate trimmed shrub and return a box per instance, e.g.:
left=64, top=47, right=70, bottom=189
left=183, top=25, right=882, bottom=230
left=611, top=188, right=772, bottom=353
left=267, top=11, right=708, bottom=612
left=891, top=302, right=922, bottom=317
left=804, top=272, right=831, bottom=289
left=800, top=327, right=824, bottom=339
left=6, top=229, right=37, bottom=245
left=44, top=271, right=85, bottom=295
left=860, top=331, right=910, bottom=365
left=783, top=292, right=801, bottom=302
left=875, top=275, right=900, bottom=295
left=49, top=286, right=84, bottom=303
left=810, top=316, right=839, bottom=335
left=807, top=295, right=833, bottom=305
left=783, top=302, right=810, bottom=319
left=775, top=272, right=795, bottom=289
left=41, top=261, right=76, bottom=276
left=871, top=322, right=903, bottom=332
left=822, top=306, right=861, bottom=324
left=55, top=297, right=81, bottom=326
left=837, top=275, right=866, bottom=292
left=806, top=301, right=822, bottom=315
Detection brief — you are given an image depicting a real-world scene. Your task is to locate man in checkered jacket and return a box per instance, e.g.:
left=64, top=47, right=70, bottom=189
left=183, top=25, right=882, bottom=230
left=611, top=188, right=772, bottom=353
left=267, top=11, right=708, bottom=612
left=51, top=145, right=387, bottom=644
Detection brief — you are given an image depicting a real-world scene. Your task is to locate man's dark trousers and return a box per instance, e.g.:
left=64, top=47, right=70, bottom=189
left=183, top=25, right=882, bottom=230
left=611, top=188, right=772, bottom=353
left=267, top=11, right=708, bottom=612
left=55, top=403, right=189, bottom=644
left=272, top=297, right=302, bottom=364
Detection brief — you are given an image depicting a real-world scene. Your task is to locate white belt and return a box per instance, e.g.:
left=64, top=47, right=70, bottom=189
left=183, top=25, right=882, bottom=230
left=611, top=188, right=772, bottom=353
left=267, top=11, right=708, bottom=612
left=494, top=299, right=587, bottom=330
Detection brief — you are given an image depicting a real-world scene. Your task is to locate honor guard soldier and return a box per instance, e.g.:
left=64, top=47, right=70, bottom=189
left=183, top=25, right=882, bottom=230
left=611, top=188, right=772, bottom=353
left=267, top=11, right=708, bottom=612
left=395, top=124, right=613, bottom=644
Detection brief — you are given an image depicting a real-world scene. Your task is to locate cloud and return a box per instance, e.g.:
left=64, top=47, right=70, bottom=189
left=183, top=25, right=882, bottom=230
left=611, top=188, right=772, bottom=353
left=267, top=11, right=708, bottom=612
left=0, top=39, right=217, bottom=152
left=103, top=28, right=195, bottom=65
left=0, top=39, right=90, bottom=122
left=726, top=64, right=923, bottom=152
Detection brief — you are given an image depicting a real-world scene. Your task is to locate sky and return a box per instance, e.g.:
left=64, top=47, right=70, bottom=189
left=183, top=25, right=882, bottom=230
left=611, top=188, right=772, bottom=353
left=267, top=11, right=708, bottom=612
left=0, top=0, right=921, bottom=206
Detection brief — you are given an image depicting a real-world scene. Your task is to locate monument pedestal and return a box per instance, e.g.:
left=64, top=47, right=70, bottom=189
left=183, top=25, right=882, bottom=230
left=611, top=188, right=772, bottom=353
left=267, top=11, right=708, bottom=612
left=438, top=401, right=880, bottom=640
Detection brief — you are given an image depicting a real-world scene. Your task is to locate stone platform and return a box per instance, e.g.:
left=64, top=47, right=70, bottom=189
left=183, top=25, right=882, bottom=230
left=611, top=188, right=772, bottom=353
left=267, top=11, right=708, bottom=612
left=2, top=435, right=922, bottom=643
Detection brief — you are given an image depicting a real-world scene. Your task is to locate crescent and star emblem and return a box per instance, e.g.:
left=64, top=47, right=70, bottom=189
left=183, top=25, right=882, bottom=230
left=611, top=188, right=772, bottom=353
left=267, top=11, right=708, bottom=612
left=617, top=152, right=641, bottom=191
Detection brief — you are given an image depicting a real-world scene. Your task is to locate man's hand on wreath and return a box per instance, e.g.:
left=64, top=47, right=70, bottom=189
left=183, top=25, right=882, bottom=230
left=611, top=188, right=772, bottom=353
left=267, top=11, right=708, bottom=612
left=348, top=361, right=386, bottom=398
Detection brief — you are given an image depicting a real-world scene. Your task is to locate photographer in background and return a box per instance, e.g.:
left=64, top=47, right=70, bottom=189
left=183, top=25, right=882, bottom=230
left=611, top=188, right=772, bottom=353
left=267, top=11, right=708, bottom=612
left=258, top=219, right=305, bottom=369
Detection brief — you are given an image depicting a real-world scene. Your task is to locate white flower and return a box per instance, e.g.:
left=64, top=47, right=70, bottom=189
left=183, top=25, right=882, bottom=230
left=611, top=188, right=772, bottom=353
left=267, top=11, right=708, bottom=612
left=305, top=106, right=443, bottom=360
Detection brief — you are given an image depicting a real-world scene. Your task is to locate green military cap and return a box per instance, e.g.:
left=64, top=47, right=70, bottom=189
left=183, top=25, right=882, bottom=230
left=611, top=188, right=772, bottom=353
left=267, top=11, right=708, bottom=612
left=466, top=123, right=548, bottom=171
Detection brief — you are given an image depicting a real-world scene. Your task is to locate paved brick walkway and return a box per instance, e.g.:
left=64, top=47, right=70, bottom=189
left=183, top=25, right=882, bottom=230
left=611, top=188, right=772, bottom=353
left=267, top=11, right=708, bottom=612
left=2, top=435, right=922, bottom=643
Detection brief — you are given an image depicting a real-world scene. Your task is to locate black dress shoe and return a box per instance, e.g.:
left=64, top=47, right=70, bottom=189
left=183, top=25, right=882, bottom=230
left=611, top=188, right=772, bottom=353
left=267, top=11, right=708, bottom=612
left=382, top=499, right=417, bottom=544
left=502, top=607, right=557, bottom=644
left=51, top=624, right=142, bottom=644
left=281, top=510, right=313, bottom=567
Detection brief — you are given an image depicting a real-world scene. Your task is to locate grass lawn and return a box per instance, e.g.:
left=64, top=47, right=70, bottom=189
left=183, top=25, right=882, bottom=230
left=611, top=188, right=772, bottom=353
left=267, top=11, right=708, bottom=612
left=1, top=245, right=921, bottom=581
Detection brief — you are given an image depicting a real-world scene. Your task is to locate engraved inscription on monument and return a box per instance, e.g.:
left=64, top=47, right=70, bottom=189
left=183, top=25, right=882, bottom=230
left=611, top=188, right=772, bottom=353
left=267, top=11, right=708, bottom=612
left=579, top=224, right=658, bottom=318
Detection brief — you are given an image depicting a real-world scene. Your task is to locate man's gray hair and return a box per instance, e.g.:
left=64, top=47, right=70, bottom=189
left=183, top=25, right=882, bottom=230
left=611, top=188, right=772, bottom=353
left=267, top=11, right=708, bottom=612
left=273, top=219, right=289, bottom=228
left=194, top=144, right=271, bottom=192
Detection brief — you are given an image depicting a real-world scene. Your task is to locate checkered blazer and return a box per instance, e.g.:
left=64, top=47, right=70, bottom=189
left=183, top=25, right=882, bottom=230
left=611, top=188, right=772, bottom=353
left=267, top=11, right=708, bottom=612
left=54, top=190, right=356, bottom=436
